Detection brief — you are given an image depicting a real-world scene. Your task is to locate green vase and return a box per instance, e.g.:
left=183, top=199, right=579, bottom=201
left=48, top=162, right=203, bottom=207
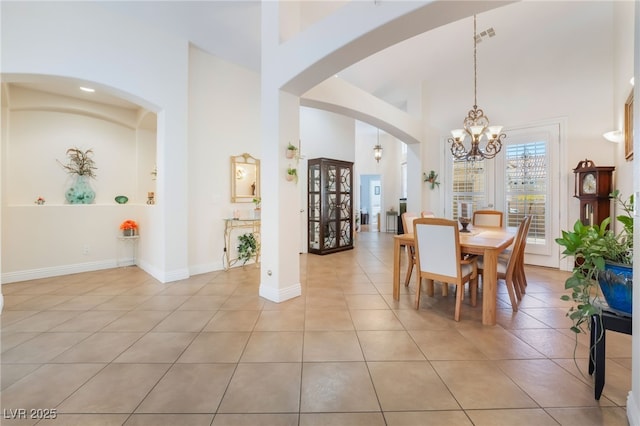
left=65, top=175, right=96, bottom=204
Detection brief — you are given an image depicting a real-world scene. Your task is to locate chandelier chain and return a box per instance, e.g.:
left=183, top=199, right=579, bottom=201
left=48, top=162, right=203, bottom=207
left=447, top=13, right=505, bottom=162
left=473, top=14, right=477, bottom=108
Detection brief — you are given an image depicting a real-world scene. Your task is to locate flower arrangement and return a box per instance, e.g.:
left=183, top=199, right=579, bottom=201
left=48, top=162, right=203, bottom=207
left=57, top=147, right=97, bottom=178
left=120, top=220, right=138, bottom=236
left=34, top=197, right=45, bottom=205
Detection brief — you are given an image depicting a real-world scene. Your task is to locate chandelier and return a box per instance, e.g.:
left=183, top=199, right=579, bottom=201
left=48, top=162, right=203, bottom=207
left=449, top=15, right=505, bottom=162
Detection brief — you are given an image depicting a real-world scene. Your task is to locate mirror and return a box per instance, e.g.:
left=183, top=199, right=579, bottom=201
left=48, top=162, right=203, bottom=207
left=231, top=153, right=260, bottom=203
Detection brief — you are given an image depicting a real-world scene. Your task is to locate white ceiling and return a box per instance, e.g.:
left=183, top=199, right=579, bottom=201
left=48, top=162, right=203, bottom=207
left=5, top=1, right=613, bottom=113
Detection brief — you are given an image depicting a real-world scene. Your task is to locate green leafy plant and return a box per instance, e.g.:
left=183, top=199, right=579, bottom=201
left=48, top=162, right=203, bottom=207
left=252, top=197, right=262, bottom=209
left=237, top=233, right=258, bottom=264
left=286, top=143, right=299, bottom=159
left=555, top=190, right=633, bottom=334
left=286, top=167, right=298, bottom=183
left=57, top=147, right=97, bottom=178
left=423, top=170, right=440, bottom=189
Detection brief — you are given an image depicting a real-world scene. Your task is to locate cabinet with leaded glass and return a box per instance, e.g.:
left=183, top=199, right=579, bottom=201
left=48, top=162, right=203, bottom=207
left=307, top=158, right=353, bottom=254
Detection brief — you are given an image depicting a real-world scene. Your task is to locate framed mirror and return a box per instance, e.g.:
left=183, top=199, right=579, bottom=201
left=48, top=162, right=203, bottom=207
left=231, top=153, right=260, bottom=203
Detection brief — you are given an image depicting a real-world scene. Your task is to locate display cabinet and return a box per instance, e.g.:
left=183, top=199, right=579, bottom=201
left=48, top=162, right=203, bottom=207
left=308, top=158, right=353, bottom=254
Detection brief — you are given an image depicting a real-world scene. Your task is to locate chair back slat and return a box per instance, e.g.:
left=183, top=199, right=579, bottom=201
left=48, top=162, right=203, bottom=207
left=473, top=210, right=503, bottom=227
left=402, top=212, right=419, bottom=235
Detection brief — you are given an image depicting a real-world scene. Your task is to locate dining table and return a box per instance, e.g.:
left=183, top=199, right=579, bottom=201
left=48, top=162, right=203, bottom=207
left=392, top=226, right=515, bottom=325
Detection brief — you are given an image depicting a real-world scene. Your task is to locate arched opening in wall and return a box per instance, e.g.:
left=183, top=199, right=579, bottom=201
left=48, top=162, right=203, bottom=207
left=1, top=74, right=158, bottom=283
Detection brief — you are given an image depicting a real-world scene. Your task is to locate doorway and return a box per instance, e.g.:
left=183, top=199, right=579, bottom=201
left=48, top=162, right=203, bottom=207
left=360, top=174, right=381, bottom=232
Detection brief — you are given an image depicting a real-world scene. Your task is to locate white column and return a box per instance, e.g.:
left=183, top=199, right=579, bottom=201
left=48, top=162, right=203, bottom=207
left=258, top=1, right=301, bottom=303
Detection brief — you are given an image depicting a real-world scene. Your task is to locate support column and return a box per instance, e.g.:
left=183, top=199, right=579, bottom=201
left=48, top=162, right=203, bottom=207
left=258, top=1, right=302, bottom=303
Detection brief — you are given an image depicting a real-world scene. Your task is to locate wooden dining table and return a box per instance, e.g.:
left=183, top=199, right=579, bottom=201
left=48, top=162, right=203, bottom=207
left=392, top=226, right=515, bottom=325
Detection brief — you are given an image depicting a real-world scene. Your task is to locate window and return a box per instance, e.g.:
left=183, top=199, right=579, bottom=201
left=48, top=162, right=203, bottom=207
left=504, top=141, right=547, bottom=245
left=451, top=159, right=486, bottom=219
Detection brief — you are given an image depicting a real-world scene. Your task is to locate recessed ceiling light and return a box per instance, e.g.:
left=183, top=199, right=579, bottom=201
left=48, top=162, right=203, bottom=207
left=80, top=86, right=95, bottom=93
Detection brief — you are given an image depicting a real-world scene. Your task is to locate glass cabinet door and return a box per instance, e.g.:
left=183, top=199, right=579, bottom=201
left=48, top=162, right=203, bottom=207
left=308, top=158, right=353, bottom=255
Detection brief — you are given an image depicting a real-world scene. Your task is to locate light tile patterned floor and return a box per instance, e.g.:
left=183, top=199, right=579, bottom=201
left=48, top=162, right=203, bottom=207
left=0, top=232, right=631, bottom=425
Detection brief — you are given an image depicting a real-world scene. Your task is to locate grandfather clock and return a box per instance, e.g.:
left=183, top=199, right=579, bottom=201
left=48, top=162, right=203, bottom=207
left=572, top=159, right=614, bottom=227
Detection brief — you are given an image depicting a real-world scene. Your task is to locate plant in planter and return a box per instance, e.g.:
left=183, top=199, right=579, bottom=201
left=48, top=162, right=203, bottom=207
left=237, top=233, right=258, bottom=264
left=555, top=190, right=633, bottom=334
left=57, top=147, right=98, bottom=204
left=120, top=219, right=138, bottom=237
left=252, top=197, right=262, bottom=219
left=286, top=143, right=298, bottom=159
left=286, top=167, right=298, bottom=183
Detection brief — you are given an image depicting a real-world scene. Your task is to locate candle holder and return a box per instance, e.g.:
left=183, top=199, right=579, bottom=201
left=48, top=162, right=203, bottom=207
left=457, top=201, right=473, bottom=233
left=459, top=217, right=471, bottom=233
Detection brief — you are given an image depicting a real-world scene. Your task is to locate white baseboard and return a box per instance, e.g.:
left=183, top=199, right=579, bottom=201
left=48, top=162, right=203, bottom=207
left=136, top=259, right=189, bottom=284
left=259, top=282, right=302, bottom=303
left=0, top=257, right=190, bottom=285
left=628, top=391, right=639, bottom=426
left=1, top=259, right=118, bottom=284
left=189, top=260, right=224, bottom=276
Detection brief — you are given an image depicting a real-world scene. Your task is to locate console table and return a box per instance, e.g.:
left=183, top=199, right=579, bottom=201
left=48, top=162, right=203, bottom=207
left=116, top=235, right=139, bottom=267
left=223, top=218, right=261, bottom=270
left=589, top=309, right=632, bottom=400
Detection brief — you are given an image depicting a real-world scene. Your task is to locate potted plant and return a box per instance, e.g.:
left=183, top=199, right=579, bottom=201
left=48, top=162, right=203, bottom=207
left=286, top=167, right=298, bottom=183
left=237, top=233, right=258, bottom=264
left=120, top=219, right=138, bottom=237
left=286, top=143, right=298, bottom=159
left=252, top=197, right=261, bottom=219
left=555, top=190, right=633, bottom=334
left=57, top=147, right=97, bottom=204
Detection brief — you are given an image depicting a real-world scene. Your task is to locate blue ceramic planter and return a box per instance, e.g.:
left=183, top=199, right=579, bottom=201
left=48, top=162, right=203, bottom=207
left=598, top=262, right=633, bottom=315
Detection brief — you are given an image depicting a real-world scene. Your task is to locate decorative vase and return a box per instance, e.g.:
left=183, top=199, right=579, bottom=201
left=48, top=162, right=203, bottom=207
left=286, top=148, right=296, bottom=159
left=598, top=261, right=632, bottom=315
left=65, top=175, right=95, bottom=204
left=123, top=229, right=135, bottom=237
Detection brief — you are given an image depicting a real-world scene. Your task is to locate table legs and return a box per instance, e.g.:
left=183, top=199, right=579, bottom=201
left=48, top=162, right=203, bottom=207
left=481, top=248, right=498, bottom=325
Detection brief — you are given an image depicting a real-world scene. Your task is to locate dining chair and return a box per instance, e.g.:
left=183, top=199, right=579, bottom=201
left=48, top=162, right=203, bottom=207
left=472, top=210, right=503, bottom=227
left=421, top=211, right=436, bottom=218
left=413, top=217, right=478, bottom=321
left=478, top=215, right=531, bottom=311
left=401, top=212, right=419, bottom=286
left=514, top=215, right=532, bottom=295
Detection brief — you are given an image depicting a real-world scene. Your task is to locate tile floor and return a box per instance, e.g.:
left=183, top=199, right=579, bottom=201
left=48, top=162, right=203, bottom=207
left=0, top=232, right=632, bottom=425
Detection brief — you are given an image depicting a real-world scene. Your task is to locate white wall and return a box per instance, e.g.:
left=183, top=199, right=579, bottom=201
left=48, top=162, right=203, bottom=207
left=354, top=122, right=402, bottom=226
left=188, top=46, right=262, bottom=274
left=2, top=1, right=190, bottom=282
left=300, top=107, right=355, bottom=162
left=1, top=87, right=156, bottom=282
left=611, top=1, right=636, bottom=227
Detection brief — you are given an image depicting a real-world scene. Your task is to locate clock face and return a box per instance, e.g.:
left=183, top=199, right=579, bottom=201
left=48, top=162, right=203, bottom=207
left=582, top=173, right=597, bottom=194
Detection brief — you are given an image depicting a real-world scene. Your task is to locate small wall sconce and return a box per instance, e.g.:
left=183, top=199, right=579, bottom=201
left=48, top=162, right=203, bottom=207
left=603, top=130, right=623, bottom=143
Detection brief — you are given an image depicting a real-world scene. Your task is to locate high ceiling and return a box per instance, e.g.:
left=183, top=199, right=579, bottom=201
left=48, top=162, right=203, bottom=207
left=5, top=1, right=614, bottom=113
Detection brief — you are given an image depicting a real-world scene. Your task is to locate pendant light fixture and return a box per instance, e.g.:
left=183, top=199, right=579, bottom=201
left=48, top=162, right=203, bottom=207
left=374, top=129, right=383, bottom=163
left=448, top=15, right=505, bottom=162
